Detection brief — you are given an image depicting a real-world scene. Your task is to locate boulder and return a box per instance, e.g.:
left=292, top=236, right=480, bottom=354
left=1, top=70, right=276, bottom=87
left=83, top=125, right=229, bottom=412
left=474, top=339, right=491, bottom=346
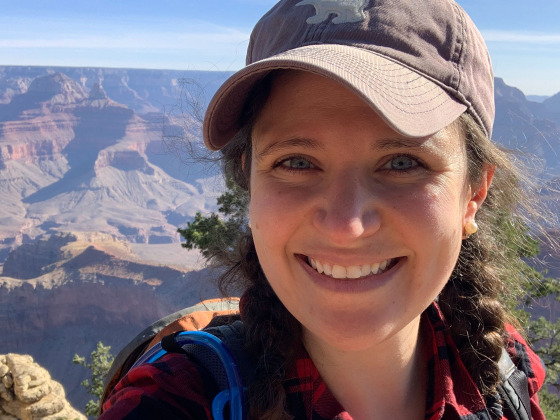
left=0, top=354, right=85, bottom=420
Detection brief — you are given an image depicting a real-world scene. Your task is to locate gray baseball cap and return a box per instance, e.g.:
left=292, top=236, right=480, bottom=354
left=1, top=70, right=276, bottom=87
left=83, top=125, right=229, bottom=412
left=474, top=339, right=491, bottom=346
left=203, top=0, right=494, bottom=151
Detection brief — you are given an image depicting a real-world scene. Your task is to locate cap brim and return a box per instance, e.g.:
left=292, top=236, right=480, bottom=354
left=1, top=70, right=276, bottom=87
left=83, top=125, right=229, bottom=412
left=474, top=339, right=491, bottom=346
left=203, top=44, right=467, bottom=151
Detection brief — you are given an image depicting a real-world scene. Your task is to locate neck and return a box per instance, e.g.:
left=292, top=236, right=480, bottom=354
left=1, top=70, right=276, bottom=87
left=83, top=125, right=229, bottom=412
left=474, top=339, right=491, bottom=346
left=303, top=316, right=427, bottom=420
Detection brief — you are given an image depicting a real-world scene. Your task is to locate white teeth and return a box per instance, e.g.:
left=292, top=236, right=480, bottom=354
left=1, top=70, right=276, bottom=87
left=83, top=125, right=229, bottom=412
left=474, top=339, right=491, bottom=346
left=360, top=264, right=371, bottom=276
left=309, top=257, right=317, bottom=269
left=307, top=257, right=394, bottom=279
left=332, top=265, right=346, bottom=279
left=347, top=265, right=362, bottom=279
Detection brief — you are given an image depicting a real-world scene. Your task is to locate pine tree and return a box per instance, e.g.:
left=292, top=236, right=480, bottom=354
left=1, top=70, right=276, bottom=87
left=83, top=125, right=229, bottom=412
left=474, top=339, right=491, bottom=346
left=73, top=342, right=114, bottom=417
left=178, top=177, right=249, bottom=259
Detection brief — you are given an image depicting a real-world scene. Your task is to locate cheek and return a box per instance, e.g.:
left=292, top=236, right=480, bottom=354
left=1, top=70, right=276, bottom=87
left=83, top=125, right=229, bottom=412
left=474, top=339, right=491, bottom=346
left=249, top=179, right=316, bottom=290
left=249, top=180, right=311, bottom=232
left=249, top=183, right=294, bottom=265
left=415, top=186, right=465, bottom=269
left=249, top=188, right=281, bottom=237
left=414, top=182, right=466, bottom=232
left=392, top=184, right=465, bottom=272
left=248, top=185, right=304, bottom=298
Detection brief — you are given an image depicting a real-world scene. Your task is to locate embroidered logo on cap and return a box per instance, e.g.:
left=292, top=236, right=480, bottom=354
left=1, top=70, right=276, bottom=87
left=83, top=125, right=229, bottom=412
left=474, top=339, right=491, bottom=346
left=296, top=0, right=367, bottom=25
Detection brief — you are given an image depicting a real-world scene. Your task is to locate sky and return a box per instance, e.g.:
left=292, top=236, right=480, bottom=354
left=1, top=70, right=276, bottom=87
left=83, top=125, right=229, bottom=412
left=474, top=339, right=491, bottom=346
left=1, top=0, right=559, bottom=96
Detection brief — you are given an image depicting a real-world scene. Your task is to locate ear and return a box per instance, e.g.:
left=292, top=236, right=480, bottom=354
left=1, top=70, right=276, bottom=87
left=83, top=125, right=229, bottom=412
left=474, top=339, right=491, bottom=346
left=241, top=153, right=251, bottom=194
left=463, top=165, right=495, bottom=230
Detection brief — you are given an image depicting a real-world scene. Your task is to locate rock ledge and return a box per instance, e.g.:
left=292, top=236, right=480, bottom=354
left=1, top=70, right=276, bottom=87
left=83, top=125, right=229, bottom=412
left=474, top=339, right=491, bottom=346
left=0, top=353, right=85, bottom=420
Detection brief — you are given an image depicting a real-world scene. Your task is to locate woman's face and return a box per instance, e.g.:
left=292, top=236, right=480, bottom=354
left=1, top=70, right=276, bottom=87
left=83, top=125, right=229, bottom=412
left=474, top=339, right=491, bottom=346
left=249, top=71, right=482, bottom=352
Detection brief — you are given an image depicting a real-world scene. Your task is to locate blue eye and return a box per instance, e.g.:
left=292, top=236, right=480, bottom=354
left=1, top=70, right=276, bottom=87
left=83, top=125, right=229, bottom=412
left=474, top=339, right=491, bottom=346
left=280, top=157, right=314, bottom=170
left=388, top=156, right=418, bottom=170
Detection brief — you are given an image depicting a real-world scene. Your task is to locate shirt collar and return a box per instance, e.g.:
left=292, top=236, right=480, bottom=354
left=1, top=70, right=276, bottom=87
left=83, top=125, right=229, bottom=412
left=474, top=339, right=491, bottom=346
left=283, top=302, right=492, bottom=419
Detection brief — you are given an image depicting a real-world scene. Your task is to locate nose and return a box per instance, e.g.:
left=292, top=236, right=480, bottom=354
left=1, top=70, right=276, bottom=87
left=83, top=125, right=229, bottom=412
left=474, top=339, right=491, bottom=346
left=312, top=169, right=381, bottom=244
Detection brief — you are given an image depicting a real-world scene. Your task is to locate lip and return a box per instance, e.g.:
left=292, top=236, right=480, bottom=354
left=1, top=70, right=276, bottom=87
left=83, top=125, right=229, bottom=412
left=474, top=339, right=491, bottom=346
left=296, top=254, right=405, bottom=293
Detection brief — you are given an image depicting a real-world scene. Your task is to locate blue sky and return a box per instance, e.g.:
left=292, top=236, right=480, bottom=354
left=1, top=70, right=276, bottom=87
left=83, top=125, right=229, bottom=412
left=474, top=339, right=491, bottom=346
left=1, top=0, right=559, bottom=96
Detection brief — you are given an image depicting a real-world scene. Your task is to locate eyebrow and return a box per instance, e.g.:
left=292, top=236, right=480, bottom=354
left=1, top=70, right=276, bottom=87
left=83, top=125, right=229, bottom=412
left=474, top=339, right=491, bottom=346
left=373, top=138, right=430, bottom=151
left=254, top=136, right=435, bottom=160
left=255, top=137, right=326, bottom=160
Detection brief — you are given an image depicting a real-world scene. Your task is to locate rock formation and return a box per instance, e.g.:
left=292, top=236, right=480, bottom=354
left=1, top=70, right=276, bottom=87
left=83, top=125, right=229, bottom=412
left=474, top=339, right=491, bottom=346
left=0, top=353, right=85, bottom=420
left=0, top=232, right=219, bottom=410
left=543, top=91, right=560, bottom=114
left=493, top=77, right=560, bottom=176
left=0, top=66, right=231, bottom=115
left=0, top=69, right=224, bottom=262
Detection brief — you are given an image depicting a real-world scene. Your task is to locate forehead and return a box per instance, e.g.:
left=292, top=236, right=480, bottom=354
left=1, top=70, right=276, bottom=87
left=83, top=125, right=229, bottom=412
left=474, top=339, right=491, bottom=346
left=250, top=70, right=465, bottom=154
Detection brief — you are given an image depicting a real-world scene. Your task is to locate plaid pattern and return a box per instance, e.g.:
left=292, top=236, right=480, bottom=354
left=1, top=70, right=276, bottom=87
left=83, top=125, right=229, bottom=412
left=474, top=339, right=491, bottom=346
left=100, top=303, right=545, bottom=419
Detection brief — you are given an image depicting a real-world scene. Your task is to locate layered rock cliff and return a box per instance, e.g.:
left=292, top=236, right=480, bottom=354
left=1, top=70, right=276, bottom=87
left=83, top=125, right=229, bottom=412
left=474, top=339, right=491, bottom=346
left=0, top=70, right=225, bottom=262
left=0, top=68, right=232, bottom=410
left=0, top=66, right=231, bottom=117
left=0, top=233, right=220, bottom=410
left=493, top=77, right=560, bottom=177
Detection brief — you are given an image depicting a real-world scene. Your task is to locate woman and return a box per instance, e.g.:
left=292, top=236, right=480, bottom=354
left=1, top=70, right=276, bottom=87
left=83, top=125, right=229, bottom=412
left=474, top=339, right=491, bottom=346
left=101, top=0, right=546, bottom=418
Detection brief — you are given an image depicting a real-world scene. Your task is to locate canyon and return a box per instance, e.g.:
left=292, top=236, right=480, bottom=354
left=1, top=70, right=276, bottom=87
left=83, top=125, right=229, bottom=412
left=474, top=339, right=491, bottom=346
left=0, top=66, right=234, bottom=411
left=0, top=232, right=222, bottom=410
left=0, top=68, right=233, bottom=262
left=0, top=66, right=559, bottom=412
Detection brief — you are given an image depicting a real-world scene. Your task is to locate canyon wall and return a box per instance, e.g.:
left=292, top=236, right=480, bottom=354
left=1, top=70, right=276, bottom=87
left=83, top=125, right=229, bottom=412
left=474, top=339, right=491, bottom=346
left=0, top=69, right=229, bottom=263
left=0, top=233, right=222, bottom=411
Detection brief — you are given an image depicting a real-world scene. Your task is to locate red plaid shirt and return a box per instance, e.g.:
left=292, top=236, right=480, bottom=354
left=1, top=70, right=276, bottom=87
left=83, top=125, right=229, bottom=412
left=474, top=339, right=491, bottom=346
left=100, top=303, right=546, bottom=419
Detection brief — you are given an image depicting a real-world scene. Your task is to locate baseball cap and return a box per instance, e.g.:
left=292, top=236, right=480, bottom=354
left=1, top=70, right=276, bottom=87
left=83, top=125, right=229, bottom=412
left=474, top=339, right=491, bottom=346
left=203, top=0, right=494, bottom=151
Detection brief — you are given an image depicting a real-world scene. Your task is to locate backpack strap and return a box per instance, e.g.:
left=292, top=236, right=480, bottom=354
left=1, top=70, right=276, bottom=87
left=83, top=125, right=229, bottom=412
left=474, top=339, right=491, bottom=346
left=134, top=322, right=253, bottom=420
left=497, top=348, right=531, bottom=420
left=204, top=321, right=257, bottom=386
left=156, top=321, right=255, bottom=389
left=101, top=298, right=240, bottom=408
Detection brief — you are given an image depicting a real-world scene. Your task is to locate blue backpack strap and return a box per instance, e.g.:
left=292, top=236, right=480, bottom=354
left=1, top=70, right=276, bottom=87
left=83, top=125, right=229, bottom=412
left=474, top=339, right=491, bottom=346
left=204, top=321, right=256, bottom=386
left=497, top=348, right=531, bottom=420
left=132, top=321, right=251, bottom=420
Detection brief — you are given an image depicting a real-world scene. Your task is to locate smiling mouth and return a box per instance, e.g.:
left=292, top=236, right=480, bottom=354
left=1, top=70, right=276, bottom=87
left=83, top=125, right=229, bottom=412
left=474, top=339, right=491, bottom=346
left=306, top=256, right=399, bottom=279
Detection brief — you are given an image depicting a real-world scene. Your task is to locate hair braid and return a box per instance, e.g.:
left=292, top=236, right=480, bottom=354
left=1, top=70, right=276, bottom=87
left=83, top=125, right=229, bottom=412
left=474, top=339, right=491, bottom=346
left=439, top=113, right=532, bottom=407
left=219, top=233, right=301, bottom=419
left=241, top=281, right=301, bottom=418
left=439, top=238, right=507, bottom=399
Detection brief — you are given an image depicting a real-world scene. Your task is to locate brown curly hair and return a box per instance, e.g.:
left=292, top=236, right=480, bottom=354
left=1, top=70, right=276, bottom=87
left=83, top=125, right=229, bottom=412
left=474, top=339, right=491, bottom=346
left=207, top=71, right=538, bottom=419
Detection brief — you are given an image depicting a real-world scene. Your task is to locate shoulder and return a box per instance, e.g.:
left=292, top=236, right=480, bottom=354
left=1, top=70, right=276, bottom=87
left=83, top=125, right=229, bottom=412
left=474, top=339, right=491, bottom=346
left=99, top=353, right=214, bottom=420
left=504, top=324, right=546, bottom=396
left=503, top=324, right=548, bottom=420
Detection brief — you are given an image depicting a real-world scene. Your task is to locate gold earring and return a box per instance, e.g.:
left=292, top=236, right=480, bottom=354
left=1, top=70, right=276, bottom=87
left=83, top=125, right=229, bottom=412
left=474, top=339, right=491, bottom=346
left=464, top=220, right=478, bottom=236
